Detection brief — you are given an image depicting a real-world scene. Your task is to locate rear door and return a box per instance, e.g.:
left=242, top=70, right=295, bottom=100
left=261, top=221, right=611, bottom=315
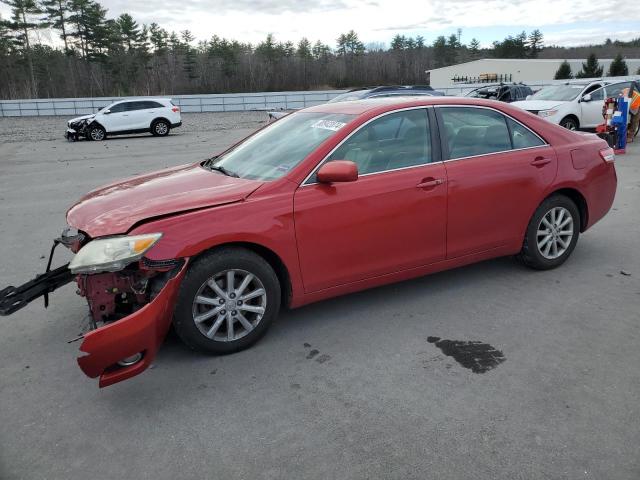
left=123, top=101, right=152, bottom=130
left=436, top=106, right=557, bottom=258
left=293, top=108, right=447, bottom=292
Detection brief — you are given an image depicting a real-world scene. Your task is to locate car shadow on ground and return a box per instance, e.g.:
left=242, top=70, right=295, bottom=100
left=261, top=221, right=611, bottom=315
left=160, top=255, right=520, bottom=358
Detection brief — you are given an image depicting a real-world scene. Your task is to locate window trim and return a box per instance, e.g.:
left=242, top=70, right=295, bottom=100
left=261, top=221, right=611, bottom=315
left=434, top=104, right=549, bottom=162
left=301, top=106, right=440, bottom=186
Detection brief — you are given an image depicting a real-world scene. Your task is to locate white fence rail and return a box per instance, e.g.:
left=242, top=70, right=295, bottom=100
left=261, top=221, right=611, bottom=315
left=0, top=90, right=347, bottom=117
left=2, top=76, right=638, bottom=117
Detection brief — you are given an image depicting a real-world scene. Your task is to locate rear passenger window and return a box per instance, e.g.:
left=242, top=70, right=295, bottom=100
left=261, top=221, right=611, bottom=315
left=439, top=107, right=512, bottom=159
left=142, top=101, right=163, bottom=109
left=326, top=109, right=431, bottom=175
left=506, top=118, right=545, bottom=149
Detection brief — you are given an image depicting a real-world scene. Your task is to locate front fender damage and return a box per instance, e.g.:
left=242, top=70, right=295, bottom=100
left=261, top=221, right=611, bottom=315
left=77, top=260, right=188, bottom=387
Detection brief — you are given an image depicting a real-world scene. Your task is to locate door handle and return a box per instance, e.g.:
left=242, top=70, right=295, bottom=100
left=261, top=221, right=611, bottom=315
left=416, top=178, right=444, bottom=189
left=530, top=156, right=551, bottom=167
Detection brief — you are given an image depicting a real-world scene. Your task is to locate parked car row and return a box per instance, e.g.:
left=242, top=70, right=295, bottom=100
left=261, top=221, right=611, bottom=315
left=512, top=79, right=640, bottom=131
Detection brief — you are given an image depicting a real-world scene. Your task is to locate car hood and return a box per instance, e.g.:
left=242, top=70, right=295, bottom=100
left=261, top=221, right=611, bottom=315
left=68, top=113, right=95, bottom=124
left=67, top=163, right=264, bottom=237
left=511, top=100, right=566, bottom=111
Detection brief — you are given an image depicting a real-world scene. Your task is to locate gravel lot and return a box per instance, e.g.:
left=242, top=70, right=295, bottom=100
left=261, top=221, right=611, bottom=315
left=0, top=114, right=639, bottom=480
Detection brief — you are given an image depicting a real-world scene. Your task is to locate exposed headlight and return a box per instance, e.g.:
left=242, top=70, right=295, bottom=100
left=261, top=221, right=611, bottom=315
left=538, top=109, right=558, bottom=118
left=69, top=233, right=162, bottom=274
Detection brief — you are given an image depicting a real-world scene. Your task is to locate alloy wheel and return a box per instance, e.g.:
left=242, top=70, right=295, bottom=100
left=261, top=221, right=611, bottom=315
left=155, top=122, right=168, bottom=135
left=90, top=128, right=105, bottom=141
left=191, top=269, right=267, bottom=342
left=536, top=207, right=574, bottom=259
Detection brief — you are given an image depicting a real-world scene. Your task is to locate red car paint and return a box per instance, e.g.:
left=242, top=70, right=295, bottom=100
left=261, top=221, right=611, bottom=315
left=66, top=97, right=617, bottom=386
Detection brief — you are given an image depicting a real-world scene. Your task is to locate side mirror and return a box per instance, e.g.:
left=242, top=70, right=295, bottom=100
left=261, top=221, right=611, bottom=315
left=526, top=95, right=532, bottom=100
left=317, top=160, right=358, bottom=183
left=581, top=94, right=592, bottom=103
left=103, top=109, right=111, bottom=114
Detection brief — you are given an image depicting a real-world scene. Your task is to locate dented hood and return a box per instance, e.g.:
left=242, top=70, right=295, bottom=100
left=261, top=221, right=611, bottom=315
left=67, top=163, right=263, bottom=237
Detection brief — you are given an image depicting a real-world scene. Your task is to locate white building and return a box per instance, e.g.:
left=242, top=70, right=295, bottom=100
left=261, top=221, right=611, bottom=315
left=427, top=58, right=640, bottom=88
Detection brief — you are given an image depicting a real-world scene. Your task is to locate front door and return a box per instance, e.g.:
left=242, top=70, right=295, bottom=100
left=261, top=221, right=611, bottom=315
left=294, top=108, right=447, bottom=292
left=580, top=86, right=606, bottom=128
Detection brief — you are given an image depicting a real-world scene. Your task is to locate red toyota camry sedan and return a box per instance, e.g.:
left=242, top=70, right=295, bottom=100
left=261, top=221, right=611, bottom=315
left=0, top=97, right=617, bottom=387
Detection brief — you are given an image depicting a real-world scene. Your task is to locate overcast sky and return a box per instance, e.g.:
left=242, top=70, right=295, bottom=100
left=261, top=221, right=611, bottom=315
left=2, top=0, right=639, bottom=48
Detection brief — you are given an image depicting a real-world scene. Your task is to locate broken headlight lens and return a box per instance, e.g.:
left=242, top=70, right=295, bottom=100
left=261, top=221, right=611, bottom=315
left=69, top=233, right=162, bottom=274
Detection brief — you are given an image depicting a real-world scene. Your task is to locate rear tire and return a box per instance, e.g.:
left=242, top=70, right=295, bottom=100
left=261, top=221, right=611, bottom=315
left=151, top=119, right=170, bottom=137
left=517, top=195, right=580, bottom=270
left=173, top=248, right=281, bottom=355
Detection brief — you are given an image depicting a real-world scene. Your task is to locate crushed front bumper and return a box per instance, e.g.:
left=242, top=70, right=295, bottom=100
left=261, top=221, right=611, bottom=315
left=77, top=261, right=187, bottom=387
left=1, top=237, right=189, bottom=387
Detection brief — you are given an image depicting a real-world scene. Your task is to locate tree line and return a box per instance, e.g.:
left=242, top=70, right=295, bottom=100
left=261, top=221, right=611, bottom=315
left=1, top=0, right=640, bottom=99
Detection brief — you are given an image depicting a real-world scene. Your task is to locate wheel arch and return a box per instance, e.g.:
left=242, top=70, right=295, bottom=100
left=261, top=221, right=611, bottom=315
left=191, top=241, right=292, bottom=308
left=88, top=120, right=106, bottom=130
left=150, top=117, right=171, bottom=129
left=545, top=188, right=588, bottom=232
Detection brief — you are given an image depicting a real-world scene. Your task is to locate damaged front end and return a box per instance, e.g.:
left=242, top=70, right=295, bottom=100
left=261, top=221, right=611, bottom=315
left=0, top=227, right=187, bottom=387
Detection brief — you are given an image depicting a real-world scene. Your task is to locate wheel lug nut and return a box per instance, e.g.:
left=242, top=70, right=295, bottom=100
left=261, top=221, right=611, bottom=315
left=229, top=293, right=236, bottom=299
left=220, top=310, right=226, bottom=315
left=219, top=299, right=225, bottom=304
left=237, top=300, right=243, bottom=305
left=232, top=310, right=237, bottom=315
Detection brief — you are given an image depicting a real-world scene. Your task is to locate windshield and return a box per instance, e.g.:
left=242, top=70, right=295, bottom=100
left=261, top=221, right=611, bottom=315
left=327, top=91, right=369, bottom=103
left=208, top=112, right=355, bottom=180
left=531, top=84, right=586, bottom=102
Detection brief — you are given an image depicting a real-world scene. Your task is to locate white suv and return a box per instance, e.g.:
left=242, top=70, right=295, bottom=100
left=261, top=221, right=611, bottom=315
left=66, top=98, right=182, bottom=141
left=512, top=80, right=637, bottom=130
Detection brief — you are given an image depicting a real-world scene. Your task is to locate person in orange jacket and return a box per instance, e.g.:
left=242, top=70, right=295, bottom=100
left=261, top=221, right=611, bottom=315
left=622, top=82, right=640, bottom=141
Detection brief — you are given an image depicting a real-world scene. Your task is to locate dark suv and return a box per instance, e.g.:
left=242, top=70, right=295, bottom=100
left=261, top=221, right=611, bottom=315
left=465, top=84, right=533, bottom=103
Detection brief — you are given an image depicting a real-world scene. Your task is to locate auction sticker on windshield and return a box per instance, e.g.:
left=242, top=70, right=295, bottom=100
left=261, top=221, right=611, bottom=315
left=311, top=119, right=347, bottom=131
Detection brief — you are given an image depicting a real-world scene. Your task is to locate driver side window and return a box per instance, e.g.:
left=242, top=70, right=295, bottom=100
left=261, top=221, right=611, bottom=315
left=108, top=103, right=126, bottom=113
left=326, top=109, right=431, bottom=175
left=589, top=87, right=605, bottom=101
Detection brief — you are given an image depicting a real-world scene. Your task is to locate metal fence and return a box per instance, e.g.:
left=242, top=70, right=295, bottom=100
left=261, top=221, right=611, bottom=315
left=2, top=76, right=638, bottom=117
left=0, top=90, right=347, bottom=117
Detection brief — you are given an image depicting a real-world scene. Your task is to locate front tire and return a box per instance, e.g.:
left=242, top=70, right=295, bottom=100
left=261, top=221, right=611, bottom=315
left=151, top=119, right=170, bottom=136
left=559, top=116, right=579, bottom=131
left=517, top=195, right=580, bottom=270
left=173, top=248, right=281, bottom=355
left=87, top=124, right=106, bottom=141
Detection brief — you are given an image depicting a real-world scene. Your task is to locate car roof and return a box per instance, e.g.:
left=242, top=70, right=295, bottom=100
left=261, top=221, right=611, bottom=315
left=304, top=96, right=514, bottom=115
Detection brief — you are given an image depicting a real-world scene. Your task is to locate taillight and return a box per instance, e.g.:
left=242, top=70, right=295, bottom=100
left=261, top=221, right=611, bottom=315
left=599, top=147, right=615, bottom=164
left=172, top=106, right=180, bottom=113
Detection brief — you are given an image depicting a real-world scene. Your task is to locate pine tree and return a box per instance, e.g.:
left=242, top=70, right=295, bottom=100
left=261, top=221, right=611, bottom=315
left=1, top=0, right=43, bottom=95
left=116, top=13, right=140, bottom=51
left=40, top=0, right=70, bottom=51
left=468, top=38, right=480, bottom=57
left=527, top=29, right=543, bottom=58
left=554, top=60, right=573, bottom=79
left=576, top=53, right=603, bottom=78
left=607, top=53, right=628, bottom=76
